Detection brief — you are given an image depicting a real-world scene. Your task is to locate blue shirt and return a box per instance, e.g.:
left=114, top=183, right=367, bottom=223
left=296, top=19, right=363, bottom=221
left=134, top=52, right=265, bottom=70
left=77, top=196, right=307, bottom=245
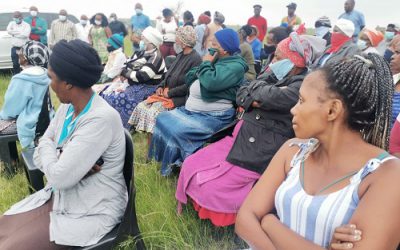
left=248, top=38, right=262, bottom=61
left=130, top=14, right=150, bottom=31
left=338, top=10, right=365, bottom=38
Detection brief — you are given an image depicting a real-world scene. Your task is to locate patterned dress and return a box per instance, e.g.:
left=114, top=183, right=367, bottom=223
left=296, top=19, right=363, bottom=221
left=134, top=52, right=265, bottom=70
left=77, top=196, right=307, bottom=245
left=129, top=101, right=168, bottom=133
left=90, top=26, right=109, bottom=64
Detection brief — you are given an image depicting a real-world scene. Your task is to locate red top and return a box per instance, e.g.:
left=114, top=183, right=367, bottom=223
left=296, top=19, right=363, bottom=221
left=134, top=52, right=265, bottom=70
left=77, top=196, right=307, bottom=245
left=248, top=16, right=268, bottom=42
left=390, top=117, right=400, bottom=155
left=30, top=17, right=40, bottom=41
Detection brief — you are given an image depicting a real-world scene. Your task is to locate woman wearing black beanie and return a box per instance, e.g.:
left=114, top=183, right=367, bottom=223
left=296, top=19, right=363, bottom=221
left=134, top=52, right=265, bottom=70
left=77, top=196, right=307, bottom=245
left=0, top=39, right=128, bottom=249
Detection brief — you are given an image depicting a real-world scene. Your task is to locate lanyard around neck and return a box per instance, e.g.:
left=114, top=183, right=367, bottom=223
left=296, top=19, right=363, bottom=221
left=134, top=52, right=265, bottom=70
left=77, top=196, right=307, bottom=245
left=57, top=93, right=95, bottom=146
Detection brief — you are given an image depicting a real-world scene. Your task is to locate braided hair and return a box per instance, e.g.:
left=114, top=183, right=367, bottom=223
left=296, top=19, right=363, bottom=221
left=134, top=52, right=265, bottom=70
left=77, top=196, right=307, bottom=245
left=319, top=54, right=394, bottom=149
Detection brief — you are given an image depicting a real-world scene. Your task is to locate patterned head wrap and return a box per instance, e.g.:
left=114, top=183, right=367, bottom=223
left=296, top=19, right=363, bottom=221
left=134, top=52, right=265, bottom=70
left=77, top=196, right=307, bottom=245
left=198, top=14, right=211, bottom=25
left=21, top=40, right=50, bottom=67
left=176, top=26, right=197, bottom=48
left=363, top=28, right=384, bottom=47
left=277, top=32, right=326, bottom=67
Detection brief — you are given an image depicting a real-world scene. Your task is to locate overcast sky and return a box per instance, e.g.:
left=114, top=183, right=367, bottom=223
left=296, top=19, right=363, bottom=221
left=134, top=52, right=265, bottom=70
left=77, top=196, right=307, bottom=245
left=3, top=0, right=398, bottom=28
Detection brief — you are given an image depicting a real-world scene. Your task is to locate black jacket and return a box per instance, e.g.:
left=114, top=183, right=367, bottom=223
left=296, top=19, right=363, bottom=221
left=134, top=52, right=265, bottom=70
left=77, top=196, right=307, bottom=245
left=109, top=20, right=128, bottom=37
left=226, top=70, right=307, bottom=174
left=158, top=50, right=202, bottom=107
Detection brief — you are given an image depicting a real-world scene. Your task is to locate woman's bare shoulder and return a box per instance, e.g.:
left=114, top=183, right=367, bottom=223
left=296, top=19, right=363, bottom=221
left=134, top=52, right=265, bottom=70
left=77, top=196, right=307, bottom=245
left=279, top=138, right=312, bottom=173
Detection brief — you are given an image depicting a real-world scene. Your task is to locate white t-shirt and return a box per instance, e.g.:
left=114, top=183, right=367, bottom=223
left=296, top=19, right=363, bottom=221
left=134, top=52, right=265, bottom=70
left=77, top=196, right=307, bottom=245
left=156, top=19, right=177, bottom=43
left=75, top=23, right=91, bottom=43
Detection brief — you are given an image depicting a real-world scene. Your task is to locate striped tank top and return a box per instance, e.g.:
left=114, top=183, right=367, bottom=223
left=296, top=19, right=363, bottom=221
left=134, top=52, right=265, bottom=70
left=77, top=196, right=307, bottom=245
left=275, top=139, right=394, bottom=248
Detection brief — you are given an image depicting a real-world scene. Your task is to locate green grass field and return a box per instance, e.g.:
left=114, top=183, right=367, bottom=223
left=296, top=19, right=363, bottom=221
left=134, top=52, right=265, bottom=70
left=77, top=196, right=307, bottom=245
left=0, top=72, right=245, bottom=249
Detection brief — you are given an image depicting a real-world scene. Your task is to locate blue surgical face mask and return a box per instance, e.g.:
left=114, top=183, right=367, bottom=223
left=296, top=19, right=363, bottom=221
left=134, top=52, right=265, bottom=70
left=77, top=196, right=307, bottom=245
left=357, top=40, right=368, bottom=51
left=139, top=40, right=145, bottom=51
left=315, top=26, right=330, bottom=38
left=135, top=9, right=143, bottom=15
left=384, top=49, right=394, bottom=62
left=385, top=31, right=395, bottom=41
left=269, top=59, right=295, bottom=80
left=13, top=18, right=21, bottom=24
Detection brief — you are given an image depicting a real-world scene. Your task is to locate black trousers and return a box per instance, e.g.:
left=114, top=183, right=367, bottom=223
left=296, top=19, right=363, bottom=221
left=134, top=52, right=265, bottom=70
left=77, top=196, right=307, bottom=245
left=11, top=46, right=21, bottom=75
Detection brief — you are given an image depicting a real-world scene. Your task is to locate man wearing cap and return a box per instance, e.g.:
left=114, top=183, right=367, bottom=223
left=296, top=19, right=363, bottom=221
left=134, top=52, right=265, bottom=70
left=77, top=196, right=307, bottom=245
left=130, top=3, right=150, bottom=33
left=24, top=6, right=48, bottom=46
left=247, top=4, right=267, bottom=43
left=338, top=0, right=365, bottom=42
left=315, top=16, right=332, bottom=45
left=281, top=3, right=302, bottom=28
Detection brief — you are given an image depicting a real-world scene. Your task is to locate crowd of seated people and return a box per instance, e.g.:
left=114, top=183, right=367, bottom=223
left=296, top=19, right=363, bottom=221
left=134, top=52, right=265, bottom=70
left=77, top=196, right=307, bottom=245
left=1, top=1, right=400, bottom=249
left=128, top=26, right=202, bottom=144
left=100, top=26, right=166, bottom=128
left=148, top=28, right=248, bottom=176
left=176, top=32, right=323, bottom=226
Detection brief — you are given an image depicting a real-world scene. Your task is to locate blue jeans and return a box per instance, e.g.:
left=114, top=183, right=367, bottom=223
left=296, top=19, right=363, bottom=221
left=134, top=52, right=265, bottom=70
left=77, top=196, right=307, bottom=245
left=149, top=107, right=236, bottom=176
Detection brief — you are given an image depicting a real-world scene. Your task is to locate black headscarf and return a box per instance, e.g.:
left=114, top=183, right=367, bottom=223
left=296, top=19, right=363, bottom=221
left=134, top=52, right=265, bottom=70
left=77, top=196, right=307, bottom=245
left=49, top=39, right=103, bottom=88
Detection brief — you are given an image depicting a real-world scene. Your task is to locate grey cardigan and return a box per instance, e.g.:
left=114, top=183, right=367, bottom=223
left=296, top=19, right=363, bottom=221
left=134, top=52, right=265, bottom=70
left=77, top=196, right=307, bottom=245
left=5, top=95, right=128, bottom=247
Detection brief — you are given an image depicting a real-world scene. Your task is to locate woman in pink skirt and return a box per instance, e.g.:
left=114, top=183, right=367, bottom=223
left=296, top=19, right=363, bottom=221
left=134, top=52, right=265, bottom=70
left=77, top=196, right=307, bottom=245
left=176, top=32, right=325, bottom=226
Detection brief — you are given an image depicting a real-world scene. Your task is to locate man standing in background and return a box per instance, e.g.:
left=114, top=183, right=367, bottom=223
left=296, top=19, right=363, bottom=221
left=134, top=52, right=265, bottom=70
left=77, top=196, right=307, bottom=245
left=338, top=0, right=365, bottom=42
left=281, top=3, right=302, bottom=28
left=76, top=15, right=91, bottom=43
left=109, top=13, right=128, bottom=37
left=7, top=11, right=31, bottom=75
left=247, top=4, right=267, bottom=43
left=24, top=6, right=48, bottom=46
left=49, top=9, right=77, bottom=49
left=130, top=3, right=150, bottom=33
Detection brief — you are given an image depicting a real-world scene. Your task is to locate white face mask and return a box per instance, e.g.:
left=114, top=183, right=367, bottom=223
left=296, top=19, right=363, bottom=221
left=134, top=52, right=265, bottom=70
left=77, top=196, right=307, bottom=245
left=357, top=40, right=368, bottom=51
left=95, top=20, right=102, bottom=26
left=315, top=26, right=330, bottom=38
left=109, top=17, right=116, bottom=22
left=59, top=15, right=67, bottom=21
left=139, top=40, right=145, bottom=51
left=30, top=11, right=38, bottom=17
left=173, top=43, right=183, bottom=54
left=80, top=19, right=87, bottom=25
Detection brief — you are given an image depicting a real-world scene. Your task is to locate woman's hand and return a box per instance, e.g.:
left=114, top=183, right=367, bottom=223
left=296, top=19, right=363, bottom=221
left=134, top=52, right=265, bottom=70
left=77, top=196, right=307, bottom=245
left=203, top=52, right=218, bottom=63
left=120, top=68, right=132, bottom=79
left=163, top=88, right=169, bottom=98
left=156, top=87, right=163, bottom=96
left=330, top=224, right=362, bottom=250
left=252, top=101, right=261, bottom=108
left=83, top=164, right=102, bottom=179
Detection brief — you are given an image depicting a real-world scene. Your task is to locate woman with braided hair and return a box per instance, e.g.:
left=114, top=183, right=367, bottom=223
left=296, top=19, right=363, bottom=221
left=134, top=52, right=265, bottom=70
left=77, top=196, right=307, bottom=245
left=236, top=54, right=400, bottom=249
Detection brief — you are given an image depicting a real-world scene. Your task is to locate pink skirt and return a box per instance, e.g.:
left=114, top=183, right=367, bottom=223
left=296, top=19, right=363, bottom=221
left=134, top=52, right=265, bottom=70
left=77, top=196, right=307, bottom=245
left=176, top=120, right=261, bottom=226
